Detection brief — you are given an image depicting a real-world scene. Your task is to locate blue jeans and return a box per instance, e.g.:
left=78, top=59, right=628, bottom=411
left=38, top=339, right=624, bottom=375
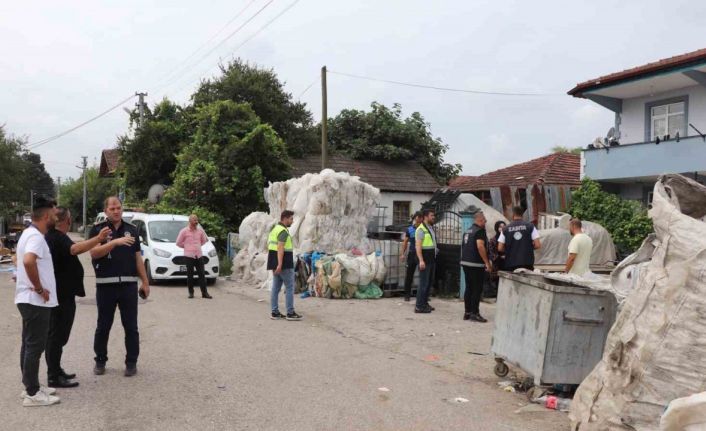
left=415, top=257, right=436, bottom=309
left=271, top=268, right=295, bottom=314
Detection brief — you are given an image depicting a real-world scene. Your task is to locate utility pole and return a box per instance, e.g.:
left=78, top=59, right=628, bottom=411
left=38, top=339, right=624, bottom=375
left=135, top=92, right=148, bottom=128
left=81, top=156, right=88, bottom=239
left=56, top=177, right=61, bottom=203
left=321, top=66, right=328, bottom=170
left=30, top=190, right=34, bottom=215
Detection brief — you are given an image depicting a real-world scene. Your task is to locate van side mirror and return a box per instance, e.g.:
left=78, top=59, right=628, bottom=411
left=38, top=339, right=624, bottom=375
left=208, top=236, right=215, bottom=243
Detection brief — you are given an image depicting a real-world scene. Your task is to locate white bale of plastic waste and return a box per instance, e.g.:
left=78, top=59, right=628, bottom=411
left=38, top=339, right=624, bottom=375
left=661, top=392, right=706, bottom=431
left=570, top=174, right=706, bottom=431
left=535, top=218, right=616, bottom=266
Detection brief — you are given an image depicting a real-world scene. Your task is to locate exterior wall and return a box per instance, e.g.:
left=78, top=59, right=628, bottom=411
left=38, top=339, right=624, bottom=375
left=620, top=84, right=706, bottom=144
left=377, top=191, right=433, bottom=227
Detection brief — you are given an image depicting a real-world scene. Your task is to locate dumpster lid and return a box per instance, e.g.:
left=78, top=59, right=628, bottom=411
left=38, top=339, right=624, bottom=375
left=498, top=271, right=613, bottom=296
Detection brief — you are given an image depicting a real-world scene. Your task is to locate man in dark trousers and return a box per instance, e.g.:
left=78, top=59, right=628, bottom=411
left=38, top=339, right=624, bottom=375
left=460, top=211, right=492, bottom=322
left=175, top=214, right=212, bottom=299
left=414, top=208, right=437, bottom=313
left=90, top=197, right=150, bottom=377
left=45, top=207, right=110, bottom=388
left=400, top=211, right=422, bottom=302
left=267, top=210, right=302, bottom=321
left=498, top=206, right=541, bottom=271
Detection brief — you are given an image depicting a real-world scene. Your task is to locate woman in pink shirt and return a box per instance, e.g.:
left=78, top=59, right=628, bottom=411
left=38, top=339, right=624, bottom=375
left=175, top=214, right=212, bottom=299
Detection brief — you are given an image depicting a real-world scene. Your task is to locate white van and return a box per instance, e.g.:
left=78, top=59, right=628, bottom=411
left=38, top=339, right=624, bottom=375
left=94, top=211, right=138, bottom=225
left=130, top=213, right=219, bottom=284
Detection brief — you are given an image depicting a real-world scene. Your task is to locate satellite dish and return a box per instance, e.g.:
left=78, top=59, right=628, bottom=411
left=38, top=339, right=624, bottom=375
left=147, top=184, right=166, bottom=204
left=606, top=127, right=615, bottom=139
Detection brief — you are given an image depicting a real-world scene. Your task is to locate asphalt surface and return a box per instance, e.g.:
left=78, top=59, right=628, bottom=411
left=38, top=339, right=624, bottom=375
left=0, top=242, right=570, bottom=431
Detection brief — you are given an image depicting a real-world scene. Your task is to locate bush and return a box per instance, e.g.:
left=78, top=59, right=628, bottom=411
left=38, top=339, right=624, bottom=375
left=569, top=178, right=653, bottom=256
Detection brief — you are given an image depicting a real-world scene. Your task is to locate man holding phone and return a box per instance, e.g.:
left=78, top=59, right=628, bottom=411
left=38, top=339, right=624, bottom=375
left=89, top=196, right=150, bottom=377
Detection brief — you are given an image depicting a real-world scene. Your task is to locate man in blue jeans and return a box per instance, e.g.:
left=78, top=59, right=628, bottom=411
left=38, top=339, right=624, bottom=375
left=267, top=210, right=302, bottom=321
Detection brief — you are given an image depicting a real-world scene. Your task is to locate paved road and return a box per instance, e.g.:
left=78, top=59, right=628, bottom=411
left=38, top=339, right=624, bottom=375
left=0, top=247, right=569, bottom=431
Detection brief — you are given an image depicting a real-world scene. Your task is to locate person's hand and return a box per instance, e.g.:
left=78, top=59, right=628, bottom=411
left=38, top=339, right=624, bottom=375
left=35, top=287, right=49, bottom=302
left=113, top=236, right=135, bottom=247
left=97, top=227, right=111, bottom=241
left=400, top=253, right=407, bottom=262
left=419, top=260, right=426, bottom=271
left=275, top=266, right=282, bottom=275
left=485, top=263, right=493, bottom=273
left=139, top=283, right=150, bottom=299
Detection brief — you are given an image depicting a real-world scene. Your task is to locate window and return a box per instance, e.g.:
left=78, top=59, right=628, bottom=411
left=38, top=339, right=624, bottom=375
left=392, top=201, right=411, bottom=225
left=472, top=190, right=493, bottom=206
left=649, top=100, right=686, bottom=140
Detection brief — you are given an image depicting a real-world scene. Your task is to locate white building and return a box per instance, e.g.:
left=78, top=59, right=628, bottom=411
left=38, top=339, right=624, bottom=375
left=569, top=48, right=706, bottom=204
left=291, top=154, right=440, bottom=229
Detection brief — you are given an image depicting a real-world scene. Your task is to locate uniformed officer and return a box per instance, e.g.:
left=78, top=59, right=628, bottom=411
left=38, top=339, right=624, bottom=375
left=89, top=196, right=150, bottom=377
left=266, top=210, right=302, bottom=321
left=460, top=211, right=492, bottom=322
left=498, top=206, right=542, bottom=271
left=414, top=208, right=437, bottom=313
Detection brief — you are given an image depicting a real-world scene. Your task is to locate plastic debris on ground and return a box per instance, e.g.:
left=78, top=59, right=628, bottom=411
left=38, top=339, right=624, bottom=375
left=570, top=175, right=706, bottom=431
left=377, top=387, right=391, bottom=392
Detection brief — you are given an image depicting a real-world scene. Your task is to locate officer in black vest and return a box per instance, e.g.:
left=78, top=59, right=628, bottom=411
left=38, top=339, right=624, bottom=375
left=460, top=211, right=492, bottom=322
left=89, top=196, right=150, bottom=377
left=498, top=206, right=541, bottom=271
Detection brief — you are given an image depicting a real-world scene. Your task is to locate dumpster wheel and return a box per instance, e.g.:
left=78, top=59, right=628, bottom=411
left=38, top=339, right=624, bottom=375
left=494, top=360, right=509, bottom=378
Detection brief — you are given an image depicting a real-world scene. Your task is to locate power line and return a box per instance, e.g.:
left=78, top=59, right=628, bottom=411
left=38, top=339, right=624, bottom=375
left=296, top=75, right=319, bottom=100
left=27, top=94, right=137, bottom=150
left=168, top=0, right=302, bottom=97
left=327, top=70, right=560, bottom=97
left=149, top=0, right=259, bottom=90
left=152, top=0, right=276, bottom=94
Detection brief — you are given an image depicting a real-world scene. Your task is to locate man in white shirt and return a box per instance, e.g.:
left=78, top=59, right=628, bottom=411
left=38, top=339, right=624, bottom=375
left=565, top=218, right=594, bottom=276
left=15, top=196, right=61, bottom=407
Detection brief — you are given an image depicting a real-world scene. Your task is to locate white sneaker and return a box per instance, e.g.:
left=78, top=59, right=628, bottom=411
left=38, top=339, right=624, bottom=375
left=20, top=386, right=57, bottom=399
left=22, top=390, right=60, bottom=407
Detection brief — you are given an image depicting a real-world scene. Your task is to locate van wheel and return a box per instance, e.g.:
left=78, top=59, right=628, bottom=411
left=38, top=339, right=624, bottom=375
left=207, top=278, right=217, bottom=286
left=145, top=261, right=156, bottom=285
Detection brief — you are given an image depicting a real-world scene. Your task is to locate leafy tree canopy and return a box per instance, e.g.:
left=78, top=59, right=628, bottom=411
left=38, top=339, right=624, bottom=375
left=327, top=102, right=461, bottom=183
left=569, top=178, right=653, bottom=255
left=58, top=167, right=118, bottom=226
left=551, top=145, right=583, bottom=155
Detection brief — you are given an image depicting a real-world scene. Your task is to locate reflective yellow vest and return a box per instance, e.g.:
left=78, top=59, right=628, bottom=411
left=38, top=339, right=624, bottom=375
left=268, top=224, right=293, bottom=251
left=415, top=223, right=435, bottom=250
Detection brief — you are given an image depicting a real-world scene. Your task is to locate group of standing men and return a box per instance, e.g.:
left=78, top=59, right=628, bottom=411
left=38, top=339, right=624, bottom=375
left=14, top=196, right=150, bottom=407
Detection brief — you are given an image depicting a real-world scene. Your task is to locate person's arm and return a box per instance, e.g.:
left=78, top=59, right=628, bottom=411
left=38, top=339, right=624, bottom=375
left=477, top=239, right=492, bottom=273
left=565, top=253, right=577, bottom=273
left=175, top=229, right=186, bottom=249
left=200, top=229, right=208, bottom=246
left=71, top=227, right=110, bottom=255
left=275, top=242, right=284, bottom=274
left=90, top=236, right=133, bottom=259
left=416, top=229, right=425, bottom=270
left=135, top=252, right=150, bottom=298
left=497, top=232, right=506, bottom=253
left=400, top=236, right=409, bottom=261
left=23, top=252, right=49, bottom=302
left=532, top=226, right=541, bottom=250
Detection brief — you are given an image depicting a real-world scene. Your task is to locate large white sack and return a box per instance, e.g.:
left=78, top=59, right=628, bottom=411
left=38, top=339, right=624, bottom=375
left=535, top=220, right=616, bottom=266
left=456, top=193, right=508, bottom=235
left=660, top=392, right=706, bottom=431
left=570, top=174, right=706, bottom=431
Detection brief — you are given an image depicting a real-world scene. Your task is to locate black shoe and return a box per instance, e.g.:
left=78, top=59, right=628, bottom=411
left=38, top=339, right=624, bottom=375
left=202, top=293, right=213, bottom=299
left=414, top=307, right=432, bottom=314
left=429, top=305, right=436, bottom=311
left=286, top=312, right=302, bottom=321
left=60, top=369, right=76, bottom=380
left=94, top=363, right=106, bottom=376
left=124, top=364, right=137, bottom=377
left=188, top=292, right=194, bottom=299
left=48, top=375, right=79, bottom=388
left=271, top=311, right=286, bottom=320
left=463, top=312, right=471, bottom=320
left=469, top=313, right=488, bottom=323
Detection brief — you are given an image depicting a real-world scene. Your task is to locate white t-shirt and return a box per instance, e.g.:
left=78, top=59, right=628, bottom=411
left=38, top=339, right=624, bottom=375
left=498, top=227, right=540, bottom=244
left=14, top=226, right=58, bottom=307
left=568, top=232, right=593, bottom=276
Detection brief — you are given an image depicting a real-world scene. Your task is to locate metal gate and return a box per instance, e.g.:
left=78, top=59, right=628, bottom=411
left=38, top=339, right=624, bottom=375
left=433, top=211, right=463, bottom=296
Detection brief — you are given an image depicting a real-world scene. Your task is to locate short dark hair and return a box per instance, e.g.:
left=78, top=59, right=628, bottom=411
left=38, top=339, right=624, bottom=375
left=281, top=210, right=294, bottom=220
left=103, top=196, right=122, bottom=209
left=512, top=206, right=525, bottom=217
left=412, top=211, right=423, bottom=221
left=422, top=208, right=435, bottom=218
left=570, top=218, right=583, bottom=229
left=32, top=196, right=56, bottom=220
left=56, top=206, right=71, bottom=223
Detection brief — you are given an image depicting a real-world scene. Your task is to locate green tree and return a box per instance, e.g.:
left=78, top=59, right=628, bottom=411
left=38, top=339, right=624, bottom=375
left=327, top=102, right=461, bottom=183
left=58, top=167, right=119, bottom=226
left=192, top=59, right=317, bottom=157
left=118, top=99, right=191, bottom=199
left=569, top=178, right=653, bottom=255
left=551, top=145, right=583, bottom=155
left=22, top=152, right=55, bottom=198
left=162, top=100, right=290, bottom=235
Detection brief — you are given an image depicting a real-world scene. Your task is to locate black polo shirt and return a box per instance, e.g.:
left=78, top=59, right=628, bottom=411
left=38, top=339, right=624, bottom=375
left=89, top=220, right=141, bottom=282
left=45, top=228, right=85, bottom=301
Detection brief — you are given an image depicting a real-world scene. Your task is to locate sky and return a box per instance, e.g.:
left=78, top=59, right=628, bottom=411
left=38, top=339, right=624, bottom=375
left=3, top=0, right=705, bottom=183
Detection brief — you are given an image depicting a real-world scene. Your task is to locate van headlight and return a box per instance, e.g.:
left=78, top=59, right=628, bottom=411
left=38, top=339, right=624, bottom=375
left=208, top=249, right=217, bottom=258
left=153, top=248, right=171, bottom=258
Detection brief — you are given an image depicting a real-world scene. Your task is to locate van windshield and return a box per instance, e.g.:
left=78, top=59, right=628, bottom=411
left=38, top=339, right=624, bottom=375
left=148, top=221, right=188, bottom=243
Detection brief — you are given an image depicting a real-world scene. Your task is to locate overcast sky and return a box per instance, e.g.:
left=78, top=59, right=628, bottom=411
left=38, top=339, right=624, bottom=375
left=3, top=0, right=705, bottom=183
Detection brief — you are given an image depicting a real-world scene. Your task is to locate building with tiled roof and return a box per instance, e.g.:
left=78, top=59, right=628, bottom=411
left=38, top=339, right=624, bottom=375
left=449, top=153, right=580, bottom=224
left=568, top=48, right=706, bottom=205
left=99, top=149, right=120, bottom=178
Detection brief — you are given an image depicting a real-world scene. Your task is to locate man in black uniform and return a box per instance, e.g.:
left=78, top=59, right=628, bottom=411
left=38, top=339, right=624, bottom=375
left=498, top=206, right=541, bottom=271
left=460, top=211, right=492, bottom=322
left=45, top=207, right=110, bottom=388
left=89, top=196, right=150, bottom=377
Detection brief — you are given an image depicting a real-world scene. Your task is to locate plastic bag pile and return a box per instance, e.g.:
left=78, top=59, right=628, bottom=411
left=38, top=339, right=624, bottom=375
left=535, top=215, right=617, bottom=266
left=312, top=253, right=386, bottom=299
left=570, top=174, right=706, bottom=431
left=232, top=169, right=381, bottom=290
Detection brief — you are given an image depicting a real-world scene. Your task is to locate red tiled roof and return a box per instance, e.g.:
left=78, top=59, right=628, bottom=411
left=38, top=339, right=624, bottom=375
left=448, top=153, right=580, bottom=191
left=568, top=48, right=706, bottom=97
left=99, top=149, right=120, bottom=177
left=291, top=154, right=440, bottom=193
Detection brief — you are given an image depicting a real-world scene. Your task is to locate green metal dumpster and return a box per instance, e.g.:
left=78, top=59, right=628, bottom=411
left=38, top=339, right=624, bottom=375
left=491, top=271, right=617, bottom=386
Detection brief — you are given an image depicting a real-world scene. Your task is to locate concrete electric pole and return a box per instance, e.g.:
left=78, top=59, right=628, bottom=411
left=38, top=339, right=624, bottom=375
left=56, top=177, right=61, bottom=203
left=321, top=66, right=328, bottom=170
left=135, top=92, right=148, bottom=128
left=81, top=156, right=88, bottom=239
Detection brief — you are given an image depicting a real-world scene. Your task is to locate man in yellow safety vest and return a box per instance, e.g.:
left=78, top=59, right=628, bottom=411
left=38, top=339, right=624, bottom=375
left=414, top=208, right=437, bottom=313
left=266, top=210, right=302, bottom=321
